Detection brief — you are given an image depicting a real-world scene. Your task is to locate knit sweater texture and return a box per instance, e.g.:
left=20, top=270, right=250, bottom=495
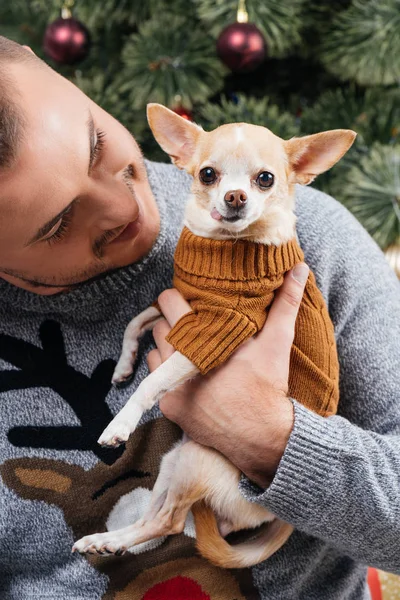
left=166, top=227, right=339, bottom=418
left=0, top=159, right=400, bottom=600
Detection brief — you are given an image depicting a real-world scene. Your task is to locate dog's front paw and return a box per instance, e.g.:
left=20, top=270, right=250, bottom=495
left=98, top=418, right=132, bottom=447
left=98, top=404, right=143, bottom=447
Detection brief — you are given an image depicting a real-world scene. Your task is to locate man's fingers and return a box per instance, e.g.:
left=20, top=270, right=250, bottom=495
left=158, top=288, right=192, bottom=327
left=152, top=319, right=175, bottom=362
left=257, top=262, right=309, bottom=366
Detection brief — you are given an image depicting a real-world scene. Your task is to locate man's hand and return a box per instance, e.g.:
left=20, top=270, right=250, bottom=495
left=148, top=262, right=310, bottom=489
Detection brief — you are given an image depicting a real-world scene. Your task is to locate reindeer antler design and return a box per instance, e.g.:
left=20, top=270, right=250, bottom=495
left=0, top=320, right=123, bottom=465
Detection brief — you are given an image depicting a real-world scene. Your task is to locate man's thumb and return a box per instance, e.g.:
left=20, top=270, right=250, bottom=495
left=281, top=262, right=309, bottom=307
left=276, top=261, right=309, bottom=313
left=259, top=262, right=309, bottom=352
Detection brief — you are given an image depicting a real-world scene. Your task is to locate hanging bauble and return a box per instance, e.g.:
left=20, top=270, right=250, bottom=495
left=217, top=0, right=266, bottom=73
left=385, top=243, right=400, bottom=278
left=217, top=22, right=266, bottom=73
left=43, top=16, right=91, bottom=65
left=172, top=106, right=193, bottom=121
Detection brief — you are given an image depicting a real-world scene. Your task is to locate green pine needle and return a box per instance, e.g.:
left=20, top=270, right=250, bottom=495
left=301, top=86, right=400, bottom=146
left=338, top=143, right=400, bottom=249
left=197, top=94, right=300, bottom=139
left=300, top=86, right=400, bottom=203
left=72, top=0, right=189, bottom=30
left=120, top=14, right=226, bottom=110
left=322, top=0, right=400, bottom=85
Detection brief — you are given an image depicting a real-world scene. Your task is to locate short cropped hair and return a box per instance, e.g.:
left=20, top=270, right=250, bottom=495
left=0, top=36, right=46, bottom=169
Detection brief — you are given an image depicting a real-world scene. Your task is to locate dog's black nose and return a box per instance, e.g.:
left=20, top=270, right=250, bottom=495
left=224, top=189, right=247, bottom=208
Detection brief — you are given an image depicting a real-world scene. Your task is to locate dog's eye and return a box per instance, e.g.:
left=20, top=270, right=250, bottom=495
left=200, top=167, right=217, bottom=185
left=257, top=171, right=274, bottom=189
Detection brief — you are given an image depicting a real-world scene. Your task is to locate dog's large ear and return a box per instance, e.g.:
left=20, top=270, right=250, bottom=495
left=147, top=103, right=203, bottom=171
left=285, top=130, right=357, bottom=185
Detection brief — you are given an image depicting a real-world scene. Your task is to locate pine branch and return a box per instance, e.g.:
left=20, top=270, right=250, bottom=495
left=300, top=86, right=400, bottom=209
left=72, top=0, right=189, bottom=31
left=301, top=87, right=363, bottom=136
left=197, top=94, right=300, bottom=139
left=321, top=0, right=400, bottom=85
left=119, top=14, right=226, bottom=110
left=0, top=0, right=49, bottom=50
left=334, top=143, right=400, bottom=249
left=301, top=86, right=400, bottom=146
left=297, top=87, right=361, bottom=196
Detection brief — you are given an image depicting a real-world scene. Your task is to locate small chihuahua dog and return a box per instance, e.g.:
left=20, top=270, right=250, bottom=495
left=73, top=104, right=355, bottom=567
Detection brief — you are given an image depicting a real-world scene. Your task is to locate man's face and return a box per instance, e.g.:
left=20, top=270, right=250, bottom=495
left=0, top=61, right=160, bottom=295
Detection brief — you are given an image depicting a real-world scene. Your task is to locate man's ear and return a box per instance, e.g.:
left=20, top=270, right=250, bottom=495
left=147, top=103, right=203, bottom=170
left=285, top=130, right=357, bottom=185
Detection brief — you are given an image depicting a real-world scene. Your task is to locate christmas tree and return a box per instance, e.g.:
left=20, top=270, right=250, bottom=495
left=1, top=0, right=400, bottom=275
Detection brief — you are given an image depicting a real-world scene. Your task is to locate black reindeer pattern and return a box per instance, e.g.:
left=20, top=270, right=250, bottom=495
left=0, top=319, right=260, bottom=600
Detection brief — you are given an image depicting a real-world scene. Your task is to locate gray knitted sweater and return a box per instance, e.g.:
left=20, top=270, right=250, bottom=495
left=0, top=160, right=399, bottom=600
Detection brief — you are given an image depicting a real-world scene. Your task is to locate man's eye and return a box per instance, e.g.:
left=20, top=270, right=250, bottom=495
left=44, top=211, right=73, bottom=245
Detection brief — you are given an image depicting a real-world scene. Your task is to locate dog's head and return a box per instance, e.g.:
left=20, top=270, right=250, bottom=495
left=147, top=103, right=356, bottom=243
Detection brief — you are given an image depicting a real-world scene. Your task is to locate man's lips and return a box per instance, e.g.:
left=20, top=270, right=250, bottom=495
left=110, top=214, right=142, bottom=244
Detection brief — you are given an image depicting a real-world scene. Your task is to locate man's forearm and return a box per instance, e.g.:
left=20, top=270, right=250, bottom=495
left=240, top=399, right=400, bottom=574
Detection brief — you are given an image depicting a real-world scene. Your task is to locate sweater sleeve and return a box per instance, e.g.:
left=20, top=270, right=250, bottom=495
left=239, top=186, right=400, bottom=573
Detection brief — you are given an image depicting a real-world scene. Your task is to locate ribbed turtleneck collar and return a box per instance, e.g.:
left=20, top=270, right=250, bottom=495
left=174, top=227, right=304, bottom=280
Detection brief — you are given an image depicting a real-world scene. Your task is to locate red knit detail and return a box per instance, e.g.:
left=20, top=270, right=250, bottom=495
left=367, top=568, right=382, bottom=600
left=142, top=576, right=211, bottom=600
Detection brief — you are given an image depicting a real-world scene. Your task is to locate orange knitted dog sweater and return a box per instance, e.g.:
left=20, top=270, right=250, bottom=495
left=164, top=227, right=339, bottom=417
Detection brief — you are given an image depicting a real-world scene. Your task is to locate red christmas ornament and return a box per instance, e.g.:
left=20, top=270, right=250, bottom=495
left=217, top=22, right=266, bottom=73
left=43, top=17, right=91, bottom=65
left=172, top=106, right=193, bottom=121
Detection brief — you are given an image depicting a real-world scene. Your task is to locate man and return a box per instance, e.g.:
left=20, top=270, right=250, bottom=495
left=0, top=36, right=399, bottom=600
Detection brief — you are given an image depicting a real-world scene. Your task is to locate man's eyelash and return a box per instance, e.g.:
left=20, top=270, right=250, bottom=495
left=92, top=128, right=106, bottom=162
left=45, top=210, right=73, bottom=246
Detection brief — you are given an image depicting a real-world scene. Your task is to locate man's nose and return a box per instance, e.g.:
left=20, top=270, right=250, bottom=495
left=224, top=189, right=247, bottom=209
left=90, top=178, right=139, bottom=230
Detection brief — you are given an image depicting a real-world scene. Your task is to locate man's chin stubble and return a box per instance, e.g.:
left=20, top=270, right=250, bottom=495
left=0, top=261, right=123, bottom=290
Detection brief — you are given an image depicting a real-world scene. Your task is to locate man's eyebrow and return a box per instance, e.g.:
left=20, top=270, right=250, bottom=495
left=26, top=110, right=96, bottom=247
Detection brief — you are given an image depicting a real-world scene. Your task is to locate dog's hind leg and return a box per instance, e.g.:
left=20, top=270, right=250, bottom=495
left=73, top=484, right=198, bottom=556
left=72, top=453, right=202, bottom=556
left=142, top=439, right=185, bottom=523
left=112, top=306, right=163, bottom=386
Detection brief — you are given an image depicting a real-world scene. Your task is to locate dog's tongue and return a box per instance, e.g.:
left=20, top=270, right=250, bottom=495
left=211, top=207, right=223, bottom=221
